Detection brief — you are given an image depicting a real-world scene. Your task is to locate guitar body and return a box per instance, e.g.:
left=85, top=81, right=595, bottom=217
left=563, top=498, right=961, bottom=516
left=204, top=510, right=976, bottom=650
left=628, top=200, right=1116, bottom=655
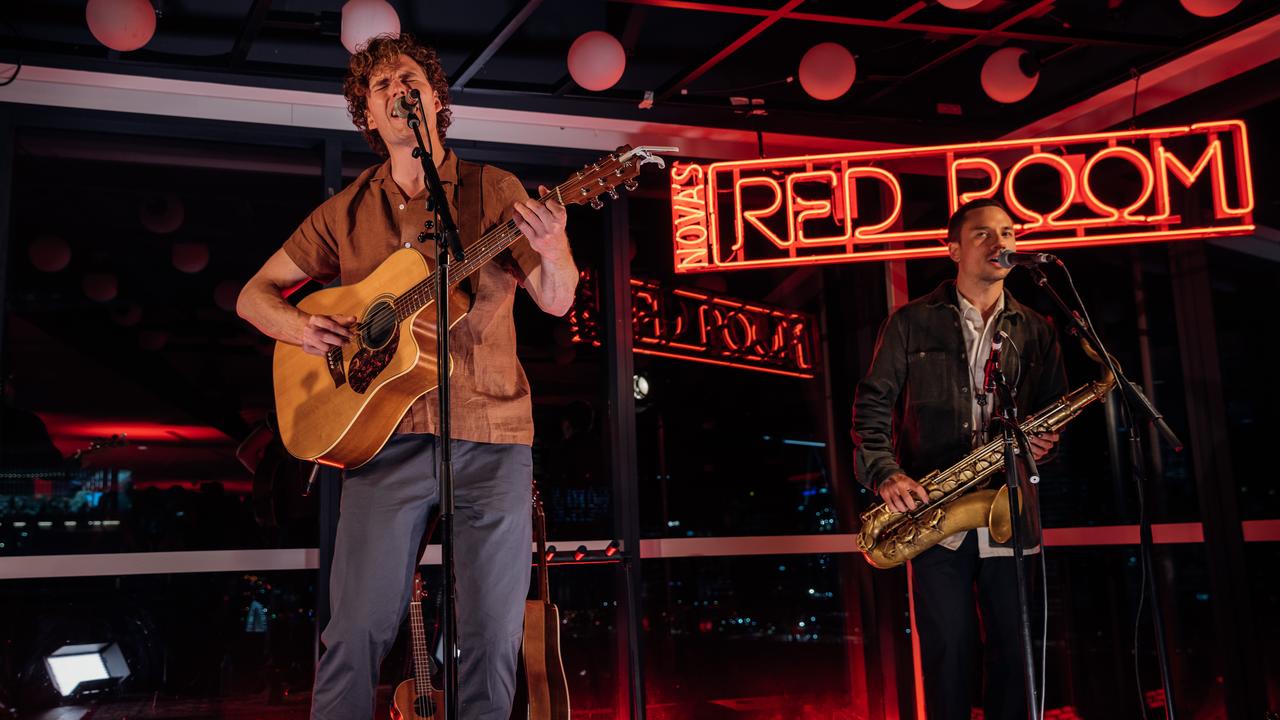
left=272, top=248, right=468, bottom=468
left=521, top=600, right=570, bottom=720
left=270, top=146, right=667, bottom=468
left=391, top=680, right=444, bottom=720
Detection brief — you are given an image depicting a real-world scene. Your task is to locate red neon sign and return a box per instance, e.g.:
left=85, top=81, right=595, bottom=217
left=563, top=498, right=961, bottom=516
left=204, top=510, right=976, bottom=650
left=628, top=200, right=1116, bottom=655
left=670, top=120, right=1255, bottom=273
left=569, top=271, right=817, bottom=379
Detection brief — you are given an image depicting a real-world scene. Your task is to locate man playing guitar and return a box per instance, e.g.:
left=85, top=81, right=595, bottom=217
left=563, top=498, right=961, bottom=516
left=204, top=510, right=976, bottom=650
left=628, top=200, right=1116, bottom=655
left=236, top=33, right=578, bottom=720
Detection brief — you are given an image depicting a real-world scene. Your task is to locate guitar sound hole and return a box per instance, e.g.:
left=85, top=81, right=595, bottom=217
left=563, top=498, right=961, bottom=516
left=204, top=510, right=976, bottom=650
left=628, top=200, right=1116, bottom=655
left=361, top=300, right=397, bottom=350
left=415, top=694, right=436, bottom=717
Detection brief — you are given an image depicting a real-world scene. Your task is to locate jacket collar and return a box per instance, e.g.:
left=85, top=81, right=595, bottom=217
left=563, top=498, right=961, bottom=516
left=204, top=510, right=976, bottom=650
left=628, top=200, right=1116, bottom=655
left=923, top=279, right=1027, bottom=319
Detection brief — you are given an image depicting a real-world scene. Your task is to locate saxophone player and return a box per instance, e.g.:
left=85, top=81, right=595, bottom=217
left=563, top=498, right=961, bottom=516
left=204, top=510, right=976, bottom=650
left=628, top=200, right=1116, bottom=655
left=851, top=198, right=1069, bottom=719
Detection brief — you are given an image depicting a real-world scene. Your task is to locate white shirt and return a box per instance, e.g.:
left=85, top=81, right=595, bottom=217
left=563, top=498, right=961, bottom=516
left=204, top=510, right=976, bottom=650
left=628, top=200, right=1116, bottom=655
left=936, top=290, right=1038, bottom=557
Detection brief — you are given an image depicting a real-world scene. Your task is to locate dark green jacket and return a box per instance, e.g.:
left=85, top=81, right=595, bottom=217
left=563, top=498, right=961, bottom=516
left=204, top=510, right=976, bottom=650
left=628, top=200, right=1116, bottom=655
left=851, top=280, right=1068, bottom=493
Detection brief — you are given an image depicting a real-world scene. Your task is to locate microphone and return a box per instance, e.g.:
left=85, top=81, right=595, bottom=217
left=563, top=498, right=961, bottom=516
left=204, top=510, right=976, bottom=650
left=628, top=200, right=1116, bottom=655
left=391, top=95, right=417, bottom=120
left=982, top=334, right=1003, bottom=397
left=996, top=249, right=1057, bottom=268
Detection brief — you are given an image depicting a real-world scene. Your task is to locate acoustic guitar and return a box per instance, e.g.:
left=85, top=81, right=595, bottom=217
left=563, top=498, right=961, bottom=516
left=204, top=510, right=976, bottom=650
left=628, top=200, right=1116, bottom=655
left=391, top=573, right=445, bottom=720
left=272, top=146, right=669, bottom=468
left=515, top=484, right=570, bottom=720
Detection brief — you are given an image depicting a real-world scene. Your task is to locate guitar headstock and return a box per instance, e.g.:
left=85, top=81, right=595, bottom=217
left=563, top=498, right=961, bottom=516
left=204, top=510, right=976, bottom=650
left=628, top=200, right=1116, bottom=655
left=555, top=145, right=678, bottom=210
left=412, top=573, right=426, bottom=603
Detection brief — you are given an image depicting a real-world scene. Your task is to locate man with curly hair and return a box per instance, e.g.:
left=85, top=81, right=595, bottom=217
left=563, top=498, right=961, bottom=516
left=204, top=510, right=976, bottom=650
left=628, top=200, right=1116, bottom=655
left=237, top=33, right=580, bottom=720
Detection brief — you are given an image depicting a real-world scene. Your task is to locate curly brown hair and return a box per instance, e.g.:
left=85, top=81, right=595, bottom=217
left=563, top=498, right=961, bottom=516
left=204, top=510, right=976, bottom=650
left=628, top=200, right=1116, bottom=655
left=342, top=33, right=453, bottom=157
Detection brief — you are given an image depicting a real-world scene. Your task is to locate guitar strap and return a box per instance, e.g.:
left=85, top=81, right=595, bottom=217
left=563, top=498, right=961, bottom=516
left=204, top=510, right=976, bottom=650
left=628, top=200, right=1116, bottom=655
left=455, top=159, right=484, bottom=303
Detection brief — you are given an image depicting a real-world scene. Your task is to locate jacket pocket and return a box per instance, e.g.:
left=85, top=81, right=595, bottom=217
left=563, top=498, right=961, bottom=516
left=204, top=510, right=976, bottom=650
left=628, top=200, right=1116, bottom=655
left=905, top=350, right=952, bottom=405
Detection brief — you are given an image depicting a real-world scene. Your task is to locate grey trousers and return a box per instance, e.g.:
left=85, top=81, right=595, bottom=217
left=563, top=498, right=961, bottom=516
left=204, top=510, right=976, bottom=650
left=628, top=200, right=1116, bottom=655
left=310, top=434, right=533, bottom=720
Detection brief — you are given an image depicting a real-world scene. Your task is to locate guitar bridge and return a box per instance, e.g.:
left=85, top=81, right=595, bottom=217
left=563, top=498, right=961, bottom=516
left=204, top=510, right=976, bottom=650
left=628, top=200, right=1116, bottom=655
left=326, top=347, right=347, bottom=389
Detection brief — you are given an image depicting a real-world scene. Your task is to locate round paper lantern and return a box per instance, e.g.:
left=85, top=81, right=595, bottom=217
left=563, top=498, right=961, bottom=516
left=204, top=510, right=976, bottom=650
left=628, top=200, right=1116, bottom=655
left=83, top=273, right=119, bottom=303
left=139, top=330, right=168, bottom=352
left=112, top=302, right=143, bottom=327
left=139, top=193, right=184, bottom=234
left=214, top=280, right=241, bottom=312
left=798, top=42, right=857, bottom=101
left=1180, top=0, right=1241, bottom=17
left=172, top=242, right=209, bottom=274
left=29, top=235, right=71, bottom=272
left=85, top=0, right=156, bottom=53
left=341, top=0, right=401, bottom=54
left=567, top=31, right=626, bottom=92
left=981, top=47, right=1038, bottom=104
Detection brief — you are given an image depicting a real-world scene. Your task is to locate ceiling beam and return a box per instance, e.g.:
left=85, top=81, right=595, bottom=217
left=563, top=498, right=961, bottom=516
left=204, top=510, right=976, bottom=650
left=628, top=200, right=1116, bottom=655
left=657, top=0, right=805, bottom=101
left=5, top=64, right=904, bottom=160
left=1003, top=10, right=1280, bottom=138
left=611, top=0, right=1172, bottom=49
left=229, top=0, right=272, bottom=67
left=451, top=0, right=544, bottom=91
left=887, top=2, right=927, bottom=24
left=864, top=0, right=1056, bottom=104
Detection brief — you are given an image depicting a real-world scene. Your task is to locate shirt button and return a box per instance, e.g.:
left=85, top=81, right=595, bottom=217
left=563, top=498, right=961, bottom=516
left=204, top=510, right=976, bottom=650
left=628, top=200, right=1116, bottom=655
left=960, top=386, right=968, bottom=393
left=403, top=242, right=412, bottom=248
left=962, top=422, right=970, bottom=429
left=399, top=203, right=405, bottom=210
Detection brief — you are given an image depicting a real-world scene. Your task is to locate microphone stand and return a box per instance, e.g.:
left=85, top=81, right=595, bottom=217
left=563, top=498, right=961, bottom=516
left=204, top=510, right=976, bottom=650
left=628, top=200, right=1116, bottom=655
left=988, top=347, right=1042, bottom=720
left=403, top=88, right=464, bottom=720
left=1028, top=262, right=1182, bottom=720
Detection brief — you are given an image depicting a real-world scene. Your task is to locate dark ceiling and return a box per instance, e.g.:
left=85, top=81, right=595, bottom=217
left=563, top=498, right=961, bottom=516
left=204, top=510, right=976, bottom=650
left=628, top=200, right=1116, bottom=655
left=4, top=0, right=1280, bottom=143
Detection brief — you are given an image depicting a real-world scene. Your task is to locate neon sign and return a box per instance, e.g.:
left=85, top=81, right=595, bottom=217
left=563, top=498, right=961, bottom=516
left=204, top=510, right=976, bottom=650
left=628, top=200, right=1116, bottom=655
left=670, top=120, right=1255, bottom=273
left=569, top=272, right=817, bottom=379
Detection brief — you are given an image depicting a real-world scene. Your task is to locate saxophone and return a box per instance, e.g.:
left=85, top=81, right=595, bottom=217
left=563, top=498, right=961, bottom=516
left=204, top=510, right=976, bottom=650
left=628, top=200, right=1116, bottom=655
left=857, top=340, right=1116, bottom=569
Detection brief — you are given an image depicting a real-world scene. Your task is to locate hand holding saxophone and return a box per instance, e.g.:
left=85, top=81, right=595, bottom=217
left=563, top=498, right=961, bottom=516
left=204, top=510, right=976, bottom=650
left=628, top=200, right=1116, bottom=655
left=878, top=473, right=931, bottom=513
left=1025, top=430, right=1060, bottom=460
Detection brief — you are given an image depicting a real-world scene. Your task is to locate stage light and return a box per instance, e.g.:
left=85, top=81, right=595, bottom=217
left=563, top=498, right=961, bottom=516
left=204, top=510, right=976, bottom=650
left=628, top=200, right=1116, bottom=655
left=573, top=545, right=588, bottom=561
left=545, top=545, right=556, bottom=563
left=604, top=540, right=621, bottom=557
left=45, top=643, right=130, bottom=697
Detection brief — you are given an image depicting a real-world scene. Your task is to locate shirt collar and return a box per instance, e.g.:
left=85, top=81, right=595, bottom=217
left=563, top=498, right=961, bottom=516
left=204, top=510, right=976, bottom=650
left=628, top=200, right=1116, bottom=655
left=371, top=147, right=459, bottom=189
left=957, top=289, right=1005, bottom=326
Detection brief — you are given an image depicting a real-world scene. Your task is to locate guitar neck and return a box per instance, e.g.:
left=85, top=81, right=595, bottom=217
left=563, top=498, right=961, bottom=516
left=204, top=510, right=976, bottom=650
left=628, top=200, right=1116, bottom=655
left=534, top=493, right=550, bottom=601
left=392, top=184, right=570, bottom=323
left=408, top=599, right=435, bottom=696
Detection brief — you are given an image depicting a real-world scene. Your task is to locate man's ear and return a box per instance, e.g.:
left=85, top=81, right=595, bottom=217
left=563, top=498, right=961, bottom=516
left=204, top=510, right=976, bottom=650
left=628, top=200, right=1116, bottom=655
left=947, top=239, right=961, bottom=263
left=366, top=109, right=378, bottom=131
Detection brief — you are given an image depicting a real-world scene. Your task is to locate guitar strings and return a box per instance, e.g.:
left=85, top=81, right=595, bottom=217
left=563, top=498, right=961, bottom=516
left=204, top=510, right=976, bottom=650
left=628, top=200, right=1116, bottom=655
left=358, top=163, right=630, bottom=338
left=352, top=178, right=590, bottom=341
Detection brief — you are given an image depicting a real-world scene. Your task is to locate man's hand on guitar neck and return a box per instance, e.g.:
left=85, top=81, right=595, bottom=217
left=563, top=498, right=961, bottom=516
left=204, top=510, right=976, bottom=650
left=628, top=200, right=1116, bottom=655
left=301, top=314, right=356, bottom=356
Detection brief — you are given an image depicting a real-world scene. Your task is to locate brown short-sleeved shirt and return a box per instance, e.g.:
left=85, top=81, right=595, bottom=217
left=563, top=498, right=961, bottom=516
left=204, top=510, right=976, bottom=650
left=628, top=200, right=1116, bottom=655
left=282, top=149, right=542, bottom=446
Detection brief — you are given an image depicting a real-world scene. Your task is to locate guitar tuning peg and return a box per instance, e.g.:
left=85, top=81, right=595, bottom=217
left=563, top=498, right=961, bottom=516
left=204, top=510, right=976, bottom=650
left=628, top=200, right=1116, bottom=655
left=608, top=189, right=619, bottom=199
left=623, top=179, right=638, bottom=191
left=589, top=197, right=604, bottom=210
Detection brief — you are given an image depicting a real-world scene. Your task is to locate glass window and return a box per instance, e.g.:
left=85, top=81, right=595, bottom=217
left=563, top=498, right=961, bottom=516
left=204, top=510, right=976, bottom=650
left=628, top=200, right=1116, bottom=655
left=4, top=128, right=325, bottom=556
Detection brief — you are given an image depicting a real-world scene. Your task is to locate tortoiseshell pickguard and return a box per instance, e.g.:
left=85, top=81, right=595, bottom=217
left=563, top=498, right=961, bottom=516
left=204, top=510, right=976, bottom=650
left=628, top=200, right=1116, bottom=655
left=348, top=328, right=400, bottom=394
